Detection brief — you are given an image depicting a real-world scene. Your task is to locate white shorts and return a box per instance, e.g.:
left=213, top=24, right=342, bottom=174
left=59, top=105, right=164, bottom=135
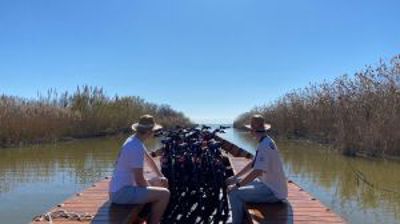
left=110, top=186, right=150, bottom=205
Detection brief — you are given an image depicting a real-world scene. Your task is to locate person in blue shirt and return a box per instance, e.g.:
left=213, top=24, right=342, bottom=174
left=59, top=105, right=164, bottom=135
left=109, top=114, right=170, bottom=224
left=226, top=114, right=288, bottom=224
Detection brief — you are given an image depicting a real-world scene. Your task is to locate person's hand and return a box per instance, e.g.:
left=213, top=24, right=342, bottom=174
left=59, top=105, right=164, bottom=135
left=226, top=176, right=238, bottom=185
left=148, top=176, right=169, bottom=188
left=227, top=184, right=238, bottom=193
left=159, top=176, right=169, bottom=188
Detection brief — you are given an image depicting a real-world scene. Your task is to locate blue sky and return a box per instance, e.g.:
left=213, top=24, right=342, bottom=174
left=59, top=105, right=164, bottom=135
left=1, top=0, right=399, bottom=123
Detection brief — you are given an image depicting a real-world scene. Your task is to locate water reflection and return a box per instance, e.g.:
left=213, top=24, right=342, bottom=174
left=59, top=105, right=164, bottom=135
left=0, top=130, right=399, bottom=224
left=0, top=134, right=160, bottom=224
left=222, top=129, right=400, bottom=224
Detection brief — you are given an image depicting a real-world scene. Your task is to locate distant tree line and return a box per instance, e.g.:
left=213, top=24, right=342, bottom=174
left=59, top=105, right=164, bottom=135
left=0, top=85, right=192, bottom=147
left=234, top=55, right=400, bottom=157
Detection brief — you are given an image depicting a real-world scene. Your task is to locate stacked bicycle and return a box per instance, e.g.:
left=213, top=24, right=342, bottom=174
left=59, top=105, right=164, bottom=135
left=156, top=125, right=233, bottom=224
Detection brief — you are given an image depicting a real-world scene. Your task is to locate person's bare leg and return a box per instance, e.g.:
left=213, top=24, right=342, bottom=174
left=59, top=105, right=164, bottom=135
left=142, top=186, right=170, bottom=224
left=148, top=176, right=168, bottom=188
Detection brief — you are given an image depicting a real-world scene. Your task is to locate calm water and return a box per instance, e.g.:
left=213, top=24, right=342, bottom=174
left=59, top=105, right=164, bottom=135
left=1, top=130, right=400, bottom=224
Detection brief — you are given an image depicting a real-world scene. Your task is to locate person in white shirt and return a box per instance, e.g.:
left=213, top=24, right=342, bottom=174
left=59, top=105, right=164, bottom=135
left=226, top=114, right=288, bottom=224
left=109, top=114, right=170, bottom=224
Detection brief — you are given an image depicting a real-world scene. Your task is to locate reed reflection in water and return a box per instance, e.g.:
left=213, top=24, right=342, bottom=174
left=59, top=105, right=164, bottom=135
left=0, top=134, right=160, bottom=224
left=0, top=129, right=399, bottom=224
left=221, top=129, right=400, bottom=224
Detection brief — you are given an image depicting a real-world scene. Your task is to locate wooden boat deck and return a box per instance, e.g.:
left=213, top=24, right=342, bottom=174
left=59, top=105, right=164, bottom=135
left=229, top=157, right=346, bottom=224
left=31, top=138, right=347, bottom=224
left=32, top=158, right=160, bottom=224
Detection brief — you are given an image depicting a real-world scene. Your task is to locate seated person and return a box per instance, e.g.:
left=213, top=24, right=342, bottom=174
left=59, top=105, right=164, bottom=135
left=226, top=114, right=288, bottom=224
left=109, top=114, right=169, bottom=224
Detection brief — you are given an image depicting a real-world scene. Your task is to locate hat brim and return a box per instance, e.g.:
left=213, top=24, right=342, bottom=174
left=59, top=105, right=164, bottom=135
left=244, top=123, right=271, bottom=131
left=131, top=123, right=163, bottom=132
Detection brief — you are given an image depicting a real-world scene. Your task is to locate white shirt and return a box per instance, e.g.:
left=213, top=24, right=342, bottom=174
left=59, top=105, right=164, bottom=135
left=109, top=135, right=146, bottom=193
left=253, top=136, right=288, bottom=200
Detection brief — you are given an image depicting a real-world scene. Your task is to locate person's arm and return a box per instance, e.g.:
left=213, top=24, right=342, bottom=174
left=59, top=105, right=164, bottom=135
left=226, top=160, right=253, bottom=185
left=128, top=145, right=148, bottom=186
left=133, top=168, right=149, bottom=187
left=228, top=146, right=270, bottom=191
left=145, top=151, right=164, bottom=177
left=238, top=169, right=263, bottom=186
left=235, top=160, right=253, bottom=177
left=227, top=168, right=264, bottom=192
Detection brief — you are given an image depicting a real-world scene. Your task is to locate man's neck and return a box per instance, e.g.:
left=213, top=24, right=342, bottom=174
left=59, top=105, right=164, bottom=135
left=257, top=133, right=267, bottom=142
left=135, top=133, right=147, bottom=142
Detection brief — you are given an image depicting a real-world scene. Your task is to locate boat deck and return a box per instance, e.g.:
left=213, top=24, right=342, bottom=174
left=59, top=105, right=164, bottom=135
left=32, top=158, right=160, bottom=224
left=31, top=141, right=347, bottom=224
left=229, top=157, right=346, bottom=224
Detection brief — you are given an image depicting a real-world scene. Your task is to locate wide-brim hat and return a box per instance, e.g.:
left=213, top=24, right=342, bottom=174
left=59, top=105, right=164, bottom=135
left=244, top=114, right=271, bottom=132
left=131, top=114, right=163, bottom=132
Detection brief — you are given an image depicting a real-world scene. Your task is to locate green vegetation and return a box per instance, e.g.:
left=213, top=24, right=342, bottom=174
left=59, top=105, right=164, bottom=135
left=234, top=55, right=400, bottom=157
left=0, top=86, right=191, bottom=147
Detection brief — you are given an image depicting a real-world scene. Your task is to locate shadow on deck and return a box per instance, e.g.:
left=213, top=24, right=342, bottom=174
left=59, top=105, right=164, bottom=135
left=246, top=201, right=294, bottom=224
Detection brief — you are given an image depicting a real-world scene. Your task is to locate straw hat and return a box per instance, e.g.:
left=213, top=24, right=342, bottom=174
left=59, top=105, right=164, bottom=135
left=131, top=114, right=162, bottom=132
left=244, top=114, right=271, bottom=132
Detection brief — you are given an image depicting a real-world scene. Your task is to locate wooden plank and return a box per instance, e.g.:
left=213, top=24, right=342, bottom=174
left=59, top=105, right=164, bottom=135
left=228, top=156, right=347, bottom=224
left=31, top=137, right=347, bottom=224
left=31, top=157, right=161, bottom=224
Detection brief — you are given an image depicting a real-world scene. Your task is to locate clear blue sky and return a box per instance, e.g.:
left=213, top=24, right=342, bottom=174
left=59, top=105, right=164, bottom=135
left=1, top=0, right=399, bottom=123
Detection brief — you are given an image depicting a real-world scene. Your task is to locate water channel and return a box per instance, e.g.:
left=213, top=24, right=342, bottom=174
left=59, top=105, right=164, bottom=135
left=0, top=128, right=399, bottom=223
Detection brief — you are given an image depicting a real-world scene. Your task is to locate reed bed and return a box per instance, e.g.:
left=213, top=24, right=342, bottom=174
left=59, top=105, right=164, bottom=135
left=234, top=55, right=400, bottom=157
left=0, top=86, right=191, bottom=147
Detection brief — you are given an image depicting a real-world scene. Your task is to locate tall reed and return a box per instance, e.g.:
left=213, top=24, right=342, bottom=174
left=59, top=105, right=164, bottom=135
left=0, top=86, right=191, bottom=147
left=234, top=55, right=400, bottom=157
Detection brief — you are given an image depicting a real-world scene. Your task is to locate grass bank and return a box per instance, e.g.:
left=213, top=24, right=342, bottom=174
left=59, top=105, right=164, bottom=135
left=0, top=85, right=192, bottom=147
left=234, top=55, right=400, bottom=158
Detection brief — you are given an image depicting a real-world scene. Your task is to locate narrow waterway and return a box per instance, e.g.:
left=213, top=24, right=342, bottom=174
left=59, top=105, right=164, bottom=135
left=0, top=129, right=399, bottom=223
